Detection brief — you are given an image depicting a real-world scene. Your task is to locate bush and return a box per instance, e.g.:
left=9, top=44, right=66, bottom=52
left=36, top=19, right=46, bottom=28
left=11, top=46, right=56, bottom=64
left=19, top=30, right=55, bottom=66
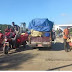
left=0, top=24, right=11, bottom=33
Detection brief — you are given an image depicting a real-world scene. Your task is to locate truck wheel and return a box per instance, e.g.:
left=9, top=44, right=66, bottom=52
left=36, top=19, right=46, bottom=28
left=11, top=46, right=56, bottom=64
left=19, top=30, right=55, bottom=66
left=3, top=45, right=9, bottom=54
left=38, top=47, right=42, bottom=50
left=44, top=47, right=52, bottom=50
left=38, top=47, right=52, bottom=50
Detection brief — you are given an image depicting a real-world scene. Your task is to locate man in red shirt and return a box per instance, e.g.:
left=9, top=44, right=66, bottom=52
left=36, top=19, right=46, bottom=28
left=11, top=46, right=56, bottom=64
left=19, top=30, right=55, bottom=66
left=63, top=27, right=70, bottom=52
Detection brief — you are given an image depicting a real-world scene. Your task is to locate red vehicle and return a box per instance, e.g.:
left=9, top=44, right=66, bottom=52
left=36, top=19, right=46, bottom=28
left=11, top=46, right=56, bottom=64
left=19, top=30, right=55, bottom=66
left=66, top=36, right=72, bottom=52
left=65, top=27, right=72, bottom=52
left=3, top=31, right=28, bottom=54
left=0, top=33, right=4, bottom=51
left=28, top=18, right=53, bottom=50
left=28, top=32, right=52, bottom=50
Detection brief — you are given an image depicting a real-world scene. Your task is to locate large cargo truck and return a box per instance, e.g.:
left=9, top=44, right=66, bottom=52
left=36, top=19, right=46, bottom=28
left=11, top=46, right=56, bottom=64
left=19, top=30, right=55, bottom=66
left=28, top=18, right=54, bottom=49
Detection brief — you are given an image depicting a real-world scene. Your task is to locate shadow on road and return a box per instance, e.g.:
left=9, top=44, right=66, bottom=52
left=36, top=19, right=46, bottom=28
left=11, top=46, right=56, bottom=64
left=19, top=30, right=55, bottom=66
left=0, top=42, right=64, bottom=54
left=38, top=42, right=64, bottom=51
left=51, top=42, right=64, bottom=51
left=0, top=53, right=38, bottom=70
left=0, top=45, right=37, bottom=55
left=16, top=45, right=33, bottom=51
left=8, top=45, right=34, bottom=54
left=47, top=63, right=72, bottom=71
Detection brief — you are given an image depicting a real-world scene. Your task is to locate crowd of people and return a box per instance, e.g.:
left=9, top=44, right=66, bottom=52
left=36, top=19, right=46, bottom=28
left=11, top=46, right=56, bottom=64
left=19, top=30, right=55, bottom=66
left=55, top=27, right=70, bottom=52
left=5, top=22, right=20, bottom=34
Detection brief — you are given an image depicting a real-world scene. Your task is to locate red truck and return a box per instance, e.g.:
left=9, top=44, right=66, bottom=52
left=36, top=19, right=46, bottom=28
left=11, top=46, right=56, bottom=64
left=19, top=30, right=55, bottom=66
left=28, top=32, right=52, bottom=50
left=28, top=18, right=53, bottom=50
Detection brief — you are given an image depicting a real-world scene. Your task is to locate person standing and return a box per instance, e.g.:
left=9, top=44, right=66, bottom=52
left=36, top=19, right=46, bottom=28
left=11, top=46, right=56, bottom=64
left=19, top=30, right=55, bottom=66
left=63, top=27, right=70, bottom=52
left=59, top=28, right=62, bottom=37
left=12, top=22, right=20, bottom=32
left=12, top=22, right=20, bottom=47
left=56, top=28, right=59, bottom=37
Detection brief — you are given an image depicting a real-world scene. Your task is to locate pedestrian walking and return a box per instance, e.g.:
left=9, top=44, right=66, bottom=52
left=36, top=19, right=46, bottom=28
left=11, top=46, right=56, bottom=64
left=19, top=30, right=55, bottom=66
left=63, top=27, right=70, bottom=52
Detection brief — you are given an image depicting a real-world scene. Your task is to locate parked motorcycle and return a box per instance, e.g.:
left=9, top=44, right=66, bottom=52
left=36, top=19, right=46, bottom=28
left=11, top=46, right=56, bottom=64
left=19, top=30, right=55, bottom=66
left=3, top=30, right=28, bottom=54
left=0, top=33, right=4, bottom=51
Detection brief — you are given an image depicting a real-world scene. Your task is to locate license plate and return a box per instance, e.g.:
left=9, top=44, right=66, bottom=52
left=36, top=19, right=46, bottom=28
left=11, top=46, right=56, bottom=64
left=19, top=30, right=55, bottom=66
left=38, top=44, right=42, bottom=47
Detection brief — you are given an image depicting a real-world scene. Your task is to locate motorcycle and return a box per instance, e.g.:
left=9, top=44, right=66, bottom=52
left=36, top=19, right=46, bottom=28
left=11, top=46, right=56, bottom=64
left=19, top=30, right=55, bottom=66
left=3, top=31, right=15, bottom=54
left=0, top=33, right=4, bottom=51
left=3, top=31, right=28, bottom=54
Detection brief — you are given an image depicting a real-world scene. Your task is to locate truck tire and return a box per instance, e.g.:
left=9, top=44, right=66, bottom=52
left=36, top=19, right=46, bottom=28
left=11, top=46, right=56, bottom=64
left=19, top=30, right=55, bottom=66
left=38, top=47, right=42, bottom=50
left=3, top=45, right=9, bottom=54
left=38, top=47, right=52, bottom=50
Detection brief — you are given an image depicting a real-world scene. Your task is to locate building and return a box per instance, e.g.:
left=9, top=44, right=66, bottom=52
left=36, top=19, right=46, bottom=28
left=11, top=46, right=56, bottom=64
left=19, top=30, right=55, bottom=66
left=54, top=24, right=72, bottom=31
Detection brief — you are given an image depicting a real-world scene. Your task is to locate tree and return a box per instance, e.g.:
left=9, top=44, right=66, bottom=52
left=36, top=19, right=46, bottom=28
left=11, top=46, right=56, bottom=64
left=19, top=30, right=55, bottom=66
left=0, top=24, right=11, bottom=33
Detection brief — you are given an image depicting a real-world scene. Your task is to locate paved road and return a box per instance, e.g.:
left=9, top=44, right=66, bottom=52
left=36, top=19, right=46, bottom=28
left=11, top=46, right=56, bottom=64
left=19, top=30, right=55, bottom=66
left=0, top=38, right=72, bottom=71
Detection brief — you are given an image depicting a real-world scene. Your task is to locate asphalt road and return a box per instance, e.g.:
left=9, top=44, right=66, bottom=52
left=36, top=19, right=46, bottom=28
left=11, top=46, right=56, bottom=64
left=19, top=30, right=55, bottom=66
left=0, top=38, right=72, bottom=71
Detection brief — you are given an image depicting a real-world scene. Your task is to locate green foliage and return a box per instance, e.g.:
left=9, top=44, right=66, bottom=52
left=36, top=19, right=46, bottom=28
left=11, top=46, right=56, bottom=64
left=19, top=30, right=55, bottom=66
left=0, top=24, right=28, bottom=33
left=69, top=28, right=72, bottom=32
left=0, top=24, right=11, bottom=33
left=69, top=28, right=72, bottom=34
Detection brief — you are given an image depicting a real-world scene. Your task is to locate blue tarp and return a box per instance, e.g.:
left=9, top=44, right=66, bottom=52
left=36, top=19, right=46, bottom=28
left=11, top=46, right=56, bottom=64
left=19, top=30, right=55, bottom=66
left=28, top=18, right=54, bottom=32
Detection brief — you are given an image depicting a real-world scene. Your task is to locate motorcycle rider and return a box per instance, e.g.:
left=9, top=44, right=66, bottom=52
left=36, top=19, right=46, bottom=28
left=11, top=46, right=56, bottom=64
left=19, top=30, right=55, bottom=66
left=12, top=22, right=20, bottom=48
left=12, top=22, right=20, bottom=32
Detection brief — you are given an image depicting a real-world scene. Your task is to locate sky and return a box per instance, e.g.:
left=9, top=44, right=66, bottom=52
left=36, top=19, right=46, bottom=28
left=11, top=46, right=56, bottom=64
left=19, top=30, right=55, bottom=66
left=0, top=0, right=72, bottom=27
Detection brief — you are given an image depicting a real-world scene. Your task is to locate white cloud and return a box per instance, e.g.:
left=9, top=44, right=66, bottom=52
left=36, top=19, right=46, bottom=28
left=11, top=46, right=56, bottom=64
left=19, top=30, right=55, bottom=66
left=60, top=13, right=67, bottom=16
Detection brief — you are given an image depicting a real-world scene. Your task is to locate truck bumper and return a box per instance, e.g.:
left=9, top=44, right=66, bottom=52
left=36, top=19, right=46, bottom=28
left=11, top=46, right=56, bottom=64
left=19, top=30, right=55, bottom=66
left=28, top=42, right=52, bottom=48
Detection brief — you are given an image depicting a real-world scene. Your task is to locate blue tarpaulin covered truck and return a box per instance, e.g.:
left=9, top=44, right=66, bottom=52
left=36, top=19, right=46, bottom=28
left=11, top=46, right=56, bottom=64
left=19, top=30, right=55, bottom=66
left=28, top=18, right=54, bottom=50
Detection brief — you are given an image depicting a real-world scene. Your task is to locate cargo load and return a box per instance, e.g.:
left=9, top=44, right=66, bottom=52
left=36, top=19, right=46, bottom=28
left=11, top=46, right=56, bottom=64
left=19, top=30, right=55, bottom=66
left=30, top=30, right=50, bottom=37
left=28, top=18, right=53, bottom=49
left=28, top=18, right=53, bottom=32
left=30, top=29, right=43, bottom=37
left=44, top=32, right=50, bottom=37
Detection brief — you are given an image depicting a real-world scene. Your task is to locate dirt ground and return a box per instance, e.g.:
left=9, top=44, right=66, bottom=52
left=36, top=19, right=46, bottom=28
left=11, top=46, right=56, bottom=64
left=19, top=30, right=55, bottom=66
left=0, top=38, right=72, bottom=71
